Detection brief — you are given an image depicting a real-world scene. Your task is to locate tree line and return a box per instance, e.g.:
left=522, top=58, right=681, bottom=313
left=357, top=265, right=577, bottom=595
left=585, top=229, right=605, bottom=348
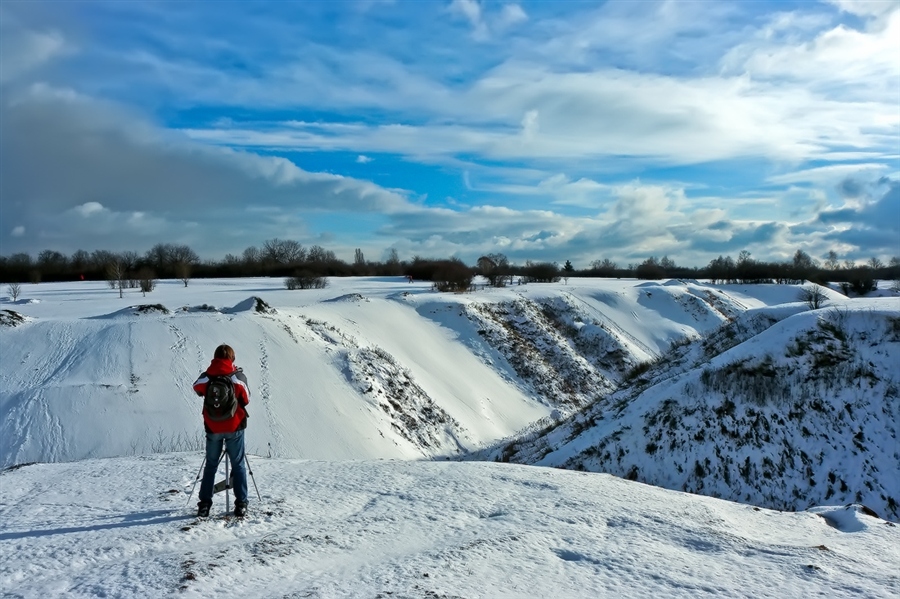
left=1, top=241, right=898, bottom=296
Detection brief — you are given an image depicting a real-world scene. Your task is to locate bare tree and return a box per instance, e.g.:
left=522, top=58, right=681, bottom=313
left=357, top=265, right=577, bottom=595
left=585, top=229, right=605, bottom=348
left=263, top=238, right=305, bottom=265
left=591, top=258, right=618, bottom=277
left=242, top=246, right=261, bottom=265
left=823, top=250, right=840, bottom=271
left=384, top=248, right=402, bottom=276
left=477, top=255, right=499, bottom=285
left=175, top=261, right=192, bottom=287
left=120, top=251, right=139, bottom=274
left=106, top=260, right=126, bottom=298
left=307, top=245, right=335, bottom=263
left=791, top=249, right=818, bottom=282
left=7, top=283, right=21, bottom=302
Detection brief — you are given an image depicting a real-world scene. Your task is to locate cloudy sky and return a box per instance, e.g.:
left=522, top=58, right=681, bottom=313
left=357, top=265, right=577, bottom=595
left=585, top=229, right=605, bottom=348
left=1, top=0, right=898, bottom=267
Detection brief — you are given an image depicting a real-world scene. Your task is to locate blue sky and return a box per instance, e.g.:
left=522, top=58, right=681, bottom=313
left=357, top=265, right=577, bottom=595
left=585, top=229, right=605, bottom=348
left=1, top=0, right=898, bottom=268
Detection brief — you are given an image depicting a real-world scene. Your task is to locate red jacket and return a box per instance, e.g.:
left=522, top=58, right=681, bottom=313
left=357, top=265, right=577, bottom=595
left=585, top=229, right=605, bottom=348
left=193, top=358, right=250, bottom=434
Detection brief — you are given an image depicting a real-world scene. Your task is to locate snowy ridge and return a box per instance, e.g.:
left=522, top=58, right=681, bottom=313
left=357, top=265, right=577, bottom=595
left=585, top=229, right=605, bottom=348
left=483, top=301, right=900, bottom=521
left=464, top=298, right=616, bottom=412
left=304, top=317, right=470, bottom=454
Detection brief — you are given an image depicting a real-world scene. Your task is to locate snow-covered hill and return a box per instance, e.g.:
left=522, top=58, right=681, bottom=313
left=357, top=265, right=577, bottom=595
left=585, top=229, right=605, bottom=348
left=479, top=300, right=900, bottom=521
left=1, top=276, right=785, bottom=468
left=1, top=455, right=898, bottom=598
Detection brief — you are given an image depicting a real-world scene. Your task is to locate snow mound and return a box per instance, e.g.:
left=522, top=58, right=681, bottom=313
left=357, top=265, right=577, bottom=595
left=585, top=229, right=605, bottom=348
left=325, top=293, right=369, bottom=303
left=179, top=304, right=220, bottom=313
left=809, top=504, right=890, bottom=533
left=226, top=296, right=275, bottom=314
left=101, top=304, right=171, bottom=318
left=0, top=309, right=28, bottom=327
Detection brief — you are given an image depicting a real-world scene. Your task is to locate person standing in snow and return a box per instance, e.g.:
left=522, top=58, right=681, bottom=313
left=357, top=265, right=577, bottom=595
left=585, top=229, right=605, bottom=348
left=193, top=344, right=251, bottom=518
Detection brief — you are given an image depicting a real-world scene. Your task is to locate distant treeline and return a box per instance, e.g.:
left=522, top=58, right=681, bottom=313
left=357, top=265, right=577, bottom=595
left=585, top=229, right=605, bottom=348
left=1, top=241, right=898, bottom=295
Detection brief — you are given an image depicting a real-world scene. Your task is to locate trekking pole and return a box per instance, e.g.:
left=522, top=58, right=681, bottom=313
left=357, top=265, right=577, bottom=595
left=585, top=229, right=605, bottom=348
left=245, top=454, right=262, bottom=501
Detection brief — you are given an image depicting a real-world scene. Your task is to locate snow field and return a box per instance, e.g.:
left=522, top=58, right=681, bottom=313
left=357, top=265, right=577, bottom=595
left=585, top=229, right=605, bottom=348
left=1, top=455, right=897, bottom=598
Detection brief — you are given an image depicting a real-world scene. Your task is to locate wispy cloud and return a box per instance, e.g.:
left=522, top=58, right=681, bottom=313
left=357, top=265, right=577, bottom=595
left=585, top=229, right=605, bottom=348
left=0, top=11, right=68, bottom=84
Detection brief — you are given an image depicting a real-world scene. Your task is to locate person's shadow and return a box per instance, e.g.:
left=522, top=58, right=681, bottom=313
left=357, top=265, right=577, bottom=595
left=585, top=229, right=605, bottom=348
left=0, top=509, right=192, bottom=541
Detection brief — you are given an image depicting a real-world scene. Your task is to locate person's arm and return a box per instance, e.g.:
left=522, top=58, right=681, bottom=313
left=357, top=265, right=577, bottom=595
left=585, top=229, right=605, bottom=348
left=193, top=372, right=208, bottom=396
left=234, top=370, right=250, bottom=405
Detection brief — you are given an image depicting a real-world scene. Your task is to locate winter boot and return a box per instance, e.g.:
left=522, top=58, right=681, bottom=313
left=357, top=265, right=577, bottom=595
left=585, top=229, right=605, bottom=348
left=234, top=501, right=248, bottom=518
left=197, top=502, right=211, bottom=518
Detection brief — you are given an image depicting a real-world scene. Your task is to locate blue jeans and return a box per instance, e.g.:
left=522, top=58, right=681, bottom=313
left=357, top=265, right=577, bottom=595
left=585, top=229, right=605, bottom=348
left=199, top=429, right=248, bottom=505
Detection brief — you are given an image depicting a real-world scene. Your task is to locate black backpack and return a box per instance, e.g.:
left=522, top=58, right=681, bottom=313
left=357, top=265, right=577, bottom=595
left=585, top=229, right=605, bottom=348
left=203, top=372, right=238, bottom=421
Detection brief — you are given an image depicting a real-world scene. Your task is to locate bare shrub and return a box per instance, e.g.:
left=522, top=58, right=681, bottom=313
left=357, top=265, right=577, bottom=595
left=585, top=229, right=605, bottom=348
left=433, top=259, right=473, bottom=292
left=286, top=271, right=327, bottom=290
left=522, top=261, right=560, bottom=283
left=6, top=283, right=21, bottom=302
left=138, top=268, right=156, bottom=295
left=799, top=284, right=827, bottom=309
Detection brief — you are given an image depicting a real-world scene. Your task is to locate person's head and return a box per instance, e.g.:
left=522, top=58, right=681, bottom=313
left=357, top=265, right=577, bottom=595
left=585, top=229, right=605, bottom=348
left=214, top=344, right=235, bottom=362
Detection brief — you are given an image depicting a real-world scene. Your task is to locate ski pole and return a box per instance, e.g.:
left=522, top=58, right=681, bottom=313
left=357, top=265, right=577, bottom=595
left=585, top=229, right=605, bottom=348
left=245, top=454, right=262, bottom=501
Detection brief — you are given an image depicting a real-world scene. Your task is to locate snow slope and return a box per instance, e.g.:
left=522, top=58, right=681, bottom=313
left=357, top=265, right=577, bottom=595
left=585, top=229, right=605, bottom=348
left=482, top=300, right=900, bottom=521
left=1, top=455, right=898, bottom=598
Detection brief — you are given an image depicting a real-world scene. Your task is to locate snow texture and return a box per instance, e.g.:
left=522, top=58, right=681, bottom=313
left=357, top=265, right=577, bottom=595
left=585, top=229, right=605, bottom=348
left=1, top=276, right=898, bottom=597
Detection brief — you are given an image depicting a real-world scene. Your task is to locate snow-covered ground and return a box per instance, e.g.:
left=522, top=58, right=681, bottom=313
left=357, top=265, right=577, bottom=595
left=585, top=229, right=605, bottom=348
left=1, top=276, right=898, bottom=597
left=1, top=455, right=898, bottom=598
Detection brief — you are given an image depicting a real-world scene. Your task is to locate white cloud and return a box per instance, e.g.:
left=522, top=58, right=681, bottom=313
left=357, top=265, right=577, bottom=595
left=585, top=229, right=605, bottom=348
left=520, top=109, right=538, bottom=140
left=0, top=85, right=416, bottom=256
left=184, top=65, right=896, bottom=168
left=0, top=15, right=68, bottom=84
left=767, top=163, right=890, bottom=186
left=498, top=4, right=528, bottom=28
left=826, top=0, right=899, bottom=18
left=721, top=5, right=900, bottom=103
left=357, top=155, right=373, bottom=163
left=448, top=0, right=488, bottom=39
left=73, top=202, right=107, bottom=217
